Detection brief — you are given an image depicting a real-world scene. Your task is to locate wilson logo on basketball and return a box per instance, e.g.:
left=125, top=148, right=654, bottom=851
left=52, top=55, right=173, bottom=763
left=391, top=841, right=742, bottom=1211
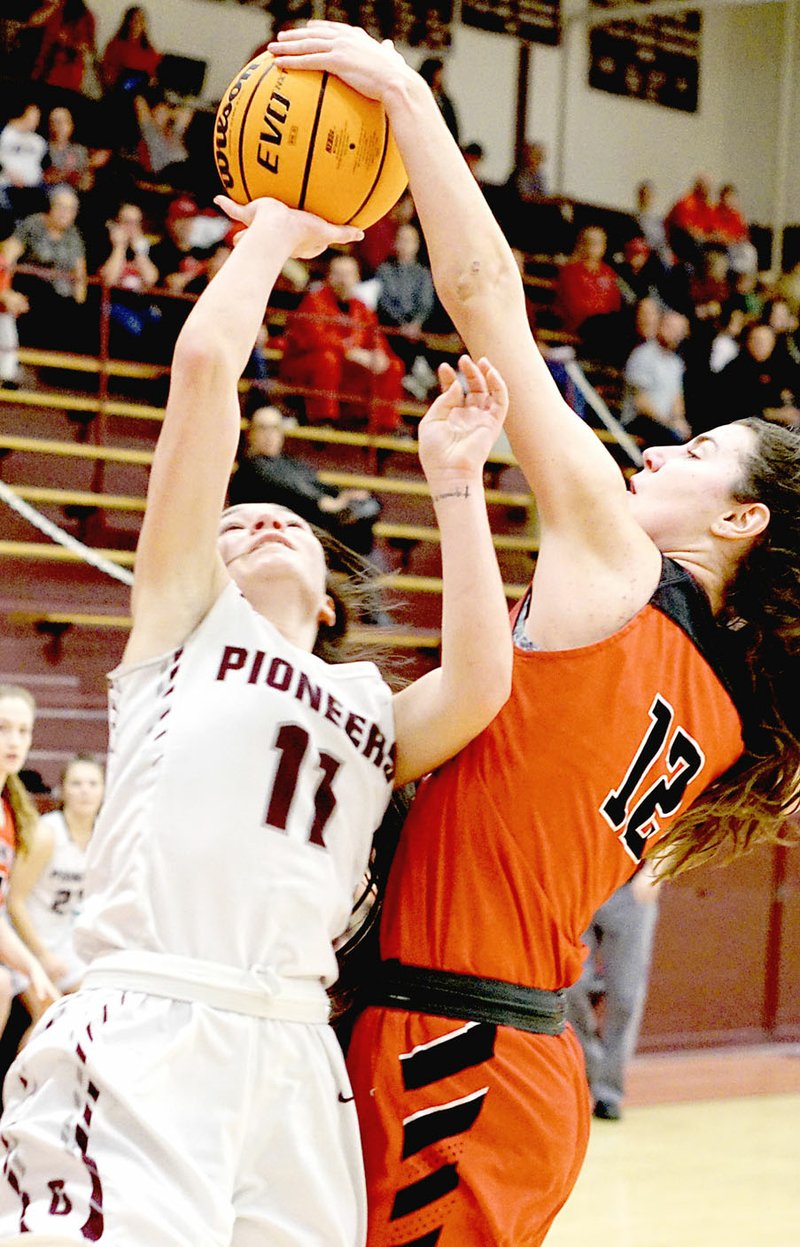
left=214, top=57, right=262, bottom=190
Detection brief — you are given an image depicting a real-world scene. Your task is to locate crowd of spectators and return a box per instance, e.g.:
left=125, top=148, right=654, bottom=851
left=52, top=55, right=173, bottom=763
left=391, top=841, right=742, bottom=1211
left=537, top=172, right=800, bottom=440
left=1, top=7, right=799, bottom=446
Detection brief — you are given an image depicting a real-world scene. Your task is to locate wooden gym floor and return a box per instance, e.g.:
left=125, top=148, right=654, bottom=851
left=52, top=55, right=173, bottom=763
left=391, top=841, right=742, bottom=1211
left=548, top=1045, right=800, bottom=1246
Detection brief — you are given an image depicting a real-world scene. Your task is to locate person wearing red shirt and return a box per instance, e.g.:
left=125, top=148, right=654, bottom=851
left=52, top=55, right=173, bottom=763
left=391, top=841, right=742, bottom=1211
left=712, top=183, right=749, bottom=245
left=279, top=252, right=405, bottom=432
left=101, top=6, right=161, bottom=92
left=32, top=0, right=97, bottom=96
left=665, top=173, right=718, bottom=265
left=554, top=225, right=621, bottom=335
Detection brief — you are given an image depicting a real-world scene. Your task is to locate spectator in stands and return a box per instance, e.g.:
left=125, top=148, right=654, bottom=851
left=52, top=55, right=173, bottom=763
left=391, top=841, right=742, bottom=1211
left=98, top=199, right=161, bottom=357
left=555, top=225, right=622, bottom=359
left=8, top=753, right=104, bottom=1041
left=419, top=58, right=460, bottom=143
left=43, top=106, right=91, bottom=193
left=684, top=298, right=748, bottom=434
left=711, top=183, right=752, bottom=269
left=731, top=266, right=764, bottom=319
left=144, top=193, right=215, bottom=354
left=101, top=5, right=161, bottom=93
left=0, top=686, right=60, bottom=1042
left=31, top=0, right=98, bottom=97
left=0, top=262, right=29, bottom=388
left=132, top=88, right=194, bottom=187
left=715, top=321, right=800, bottom=428
left=0, top=104, right=48, bottom=223
left=229, top=401, right=382, bottom=558
left=149, top=194, right=211, bottom=292
left=566, top=863, right=662, bottom=1122
left=688, top=245, right=731, bottom=323
left=607, top=293, right=663, bottom=371
left=509, top=139, right=549, bottom=201
left=614, top=236, right=675, bottom=310
left=762, top=294, right=800, bottom=371
left=665, top=173, right=717, bottom=266
left=633, top=179, right=672, bottom=267
left=279, top=251, right=405, bottom=433
left=620, top=307, right=691, bottom=443
left=375, top=222, right=436, bottom=395
left=709, top=299, right=747, bottom=374
left=501, top=140, right=568, bottom=254
left=1, top=184, right=87, bottom=350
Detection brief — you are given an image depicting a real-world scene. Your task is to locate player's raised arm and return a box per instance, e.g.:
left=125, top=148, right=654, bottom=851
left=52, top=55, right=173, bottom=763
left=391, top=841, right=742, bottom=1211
left=124, top=197, right=362, bottom=665
left=269, top=24, right=630, bottom=546
left=391, top=356, right=512, bottom=787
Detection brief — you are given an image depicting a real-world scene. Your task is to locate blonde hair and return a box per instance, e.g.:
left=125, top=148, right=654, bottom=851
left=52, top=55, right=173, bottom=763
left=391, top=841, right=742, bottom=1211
left=0, top=684, right=38, bottom=857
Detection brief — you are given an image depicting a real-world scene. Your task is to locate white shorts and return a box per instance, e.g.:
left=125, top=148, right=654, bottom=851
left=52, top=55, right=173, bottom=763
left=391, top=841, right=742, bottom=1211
left=0, top=976, right=366, bottom=1247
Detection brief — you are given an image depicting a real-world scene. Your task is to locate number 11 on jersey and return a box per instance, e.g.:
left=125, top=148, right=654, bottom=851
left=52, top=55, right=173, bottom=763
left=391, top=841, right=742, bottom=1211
left=264, top=722, right=342, bottom=848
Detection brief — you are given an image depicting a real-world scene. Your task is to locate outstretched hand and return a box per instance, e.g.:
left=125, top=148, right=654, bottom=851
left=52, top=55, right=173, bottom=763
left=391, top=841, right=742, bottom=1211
left=418, top=355, right=508, bottom=489
left=268, top=21, right=410, bottom=103
left=213, top=195, right=363, bottom=260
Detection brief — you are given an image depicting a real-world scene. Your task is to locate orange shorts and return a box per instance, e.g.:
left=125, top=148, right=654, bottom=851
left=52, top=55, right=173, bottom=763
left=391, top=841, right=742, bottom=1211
left=347, top=1006, right=591, bottom=1247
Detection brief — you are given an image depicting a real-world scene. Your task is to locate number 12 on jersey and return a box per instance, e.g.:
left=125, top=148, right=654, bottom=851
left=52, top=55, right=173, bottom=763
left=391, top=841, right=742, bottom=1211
left=264, top=722, right=342, bottom=848
left=601, top=694, right=705, bottom=862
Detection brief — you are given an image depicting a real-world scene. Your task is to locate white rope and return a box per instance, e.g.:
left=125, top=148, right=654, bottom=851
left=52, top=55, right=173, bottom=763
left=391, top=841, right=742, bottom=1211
left=0, top=478, right=134, bottom=586
left=564, top=359, right=644, bottom=467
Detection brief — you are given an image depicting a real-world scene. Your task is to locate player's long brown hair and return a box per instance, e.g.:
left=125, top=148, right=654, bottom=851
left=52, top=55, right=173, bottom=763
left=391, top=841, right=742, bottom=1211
left=654, top=419, right=800, bottom=878
left=0, top=685, right=38, bottom=858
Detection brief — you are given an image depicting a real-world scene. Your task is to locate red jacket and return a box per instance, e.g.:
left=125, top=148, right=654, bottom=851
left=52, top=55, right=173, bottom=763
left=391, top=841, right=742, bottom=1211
left=555, top=260, right=621, bottom=334
left=280, top=283, right=392, bottom=367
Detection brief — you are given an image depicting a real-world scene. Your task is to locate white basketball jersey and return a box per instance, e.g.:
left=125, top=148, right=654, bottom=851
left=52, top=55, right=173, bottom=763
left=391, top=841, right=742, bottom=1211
left=25, top=809, right=87, bottom=947
left=75, top=581, right=395, bottom=985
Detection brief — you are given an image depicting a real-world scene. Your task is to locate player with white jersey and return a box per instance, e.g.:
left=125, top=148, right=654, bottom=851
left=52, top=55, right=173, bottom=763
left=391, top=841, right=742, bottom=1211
left=0, top=194, right=513, bottom=1247
left=8, top=755, right=104, bottom=1021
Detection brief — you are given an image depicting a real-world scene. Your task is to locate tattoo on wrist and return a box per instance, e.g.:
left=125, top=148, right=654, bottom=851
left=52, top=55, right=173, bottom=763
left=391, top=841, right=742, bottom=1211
left=433, top=484, right=471, bottom=501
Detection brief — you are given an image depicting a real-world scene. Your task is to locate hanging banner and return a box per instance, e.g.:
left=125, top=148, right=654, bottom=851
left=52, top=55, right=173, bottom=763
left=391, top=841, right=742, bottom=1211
left=461, top=0, right=561, bottom=47
left=322, top=1, right=455, bottom=48
left=588, top=0, right=702, bottom=114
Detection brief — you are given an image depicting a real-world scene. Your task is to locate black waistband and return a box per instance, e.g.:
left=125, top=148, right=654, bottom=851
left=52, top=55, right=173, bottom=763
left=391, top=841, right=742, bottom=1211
left=370, top=960, right=566, bottom=1036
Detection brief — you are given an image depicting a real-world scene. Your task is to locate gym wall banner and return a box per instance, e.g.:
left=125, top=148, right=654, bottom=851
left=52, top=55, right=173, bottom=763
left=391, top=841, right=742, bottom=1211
left=588, top=0, right=702, bottom=114
left=461, top=0, right=561, bottom=48
left=322, top=1, right=455, bottom=48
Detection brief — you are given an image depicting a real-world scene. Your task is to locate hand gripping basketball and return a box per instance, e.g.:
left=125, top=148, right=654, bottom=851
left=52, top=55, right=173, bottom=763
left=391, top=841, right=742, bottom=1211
left=269, top=21, right=411, bottom=106
left=214, top=195, right=363, bottom=260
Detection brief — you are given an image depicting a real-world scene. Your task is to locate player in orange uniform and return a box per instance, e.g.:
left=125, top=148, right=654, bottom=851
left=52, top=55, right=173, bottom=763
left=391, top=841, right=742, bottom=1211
left=272, top=24, right=800, bottom=1247
left=0, top=686, right=59, bottom=1040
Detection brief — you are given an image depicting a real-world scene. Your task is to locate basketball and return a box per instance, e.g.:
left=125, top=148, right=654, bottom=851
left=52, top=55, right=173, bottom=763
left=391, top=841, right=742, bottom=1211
left=214, top=53, right=408, bottom=229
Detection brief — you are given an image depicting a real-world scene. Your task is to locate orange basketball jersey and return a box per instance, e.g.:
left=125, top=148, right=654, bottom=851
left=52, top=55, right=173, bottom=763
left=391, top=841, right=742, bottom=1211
left=1, top=795, right=17, bottom=911
left=380, top=558, right=745, bottom=990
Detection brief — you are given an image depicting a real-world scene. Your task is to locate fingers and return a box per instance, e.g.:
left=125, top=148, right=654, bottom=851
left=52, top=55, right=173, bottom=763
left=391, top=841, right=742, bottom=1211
left=328, top=223, right=366, bottom=247
left=456, top=354, right=488, bottom=395
left=213, top=194, right=246, bottom=222
left=477, top=357, right=509, bottom=409
left=431, top=356, right=506, bottom=412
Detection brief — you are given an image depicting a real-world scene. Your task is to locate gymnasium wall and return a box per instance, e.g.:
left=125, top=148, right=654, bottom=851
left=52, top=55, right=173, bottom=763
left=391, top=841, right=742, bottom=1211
left=87, top=0, right=797, bottom=232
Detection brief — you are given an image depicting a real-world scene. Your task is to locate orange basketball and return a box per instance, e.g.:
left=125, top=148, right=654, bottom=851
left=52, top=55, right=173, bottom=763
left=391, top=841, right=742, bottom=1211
left=213, top=53, right=408, bottom=229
